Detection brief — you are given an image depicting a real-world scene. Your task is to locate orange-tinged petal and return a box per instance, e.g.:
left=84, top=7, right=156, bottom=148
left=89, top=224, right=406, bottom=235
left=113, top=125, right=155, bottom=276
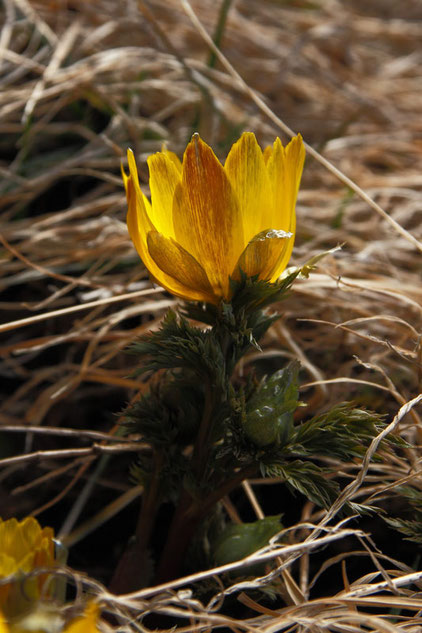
left=232, top=229, right=293, bottom=282
left=147, top=150, right=181, bottom=238
left=224, top=132, right=273, bottom=244
left=172, top=134, right=243, bottom=299
left=125, top=160, right=213, bottom=302
left=147, top=232, right=216, bottom=303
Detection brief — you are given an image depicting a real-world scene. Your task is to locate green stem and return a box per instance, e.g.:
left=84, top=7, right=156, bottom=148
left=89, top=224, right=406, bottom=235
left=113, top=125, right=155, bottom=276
left=200, top=464, right=258, bottom=517
left=110, top=450, right=163, bottom=593
left=155, top=377, right=215, bottom=583
left=191, top=376, right=215, bottom=481
left=154, top=488, right=196, bottom=583
left=154, top=464, right=257, bottom=583
left=208, top=0, right=234, bottom=69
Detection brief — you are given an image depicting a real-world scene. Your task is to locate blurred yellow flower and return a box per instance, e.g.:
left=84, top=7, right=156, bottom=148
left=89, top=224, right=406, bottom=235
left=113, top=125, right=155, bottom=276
left=123, top=132, right=305, bottom=304
left=0, top=517, right=55, bottom=617
left=0, top=601, right=100, bottom=633
left=62, top=603, right=100, bottom=633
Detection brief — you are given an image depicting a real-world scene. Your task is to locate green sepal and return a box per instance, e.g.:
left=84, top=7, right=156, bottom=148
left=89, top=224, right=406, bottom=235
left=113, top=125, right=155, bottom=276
left=183, top=271, right=299, bottom=367
left=123, top=373, right=204, bottom=445
left=243, top=361, right=301, bottom=447
left=229, top=269, right=300, bottom=313
left=129, top=309, right=227, bottom=387
left=213, top=515, right=283, bottom=567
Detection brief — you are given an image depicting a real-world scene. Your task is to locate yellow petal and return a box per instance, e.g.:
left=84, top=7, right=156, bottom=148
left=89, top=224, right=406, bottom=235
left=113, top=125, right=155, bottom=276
left=0, top=554, right=15, bottom=578
left=265, top=134, right=305, bottom=232
left=283, top=135, right=306, bottom=222
left=224, top=132, right=273, bottom=244
left=0, top=519, right=33, bottom=566
left=0, top=611, right=9, bottom=633
left=121, top=161, right=130, bottom=196
left=125, top=148, right=141, bottom=190
left=232, top=229, right=293, bottom=282
left=64, top=603, right=100, bottom=633
left=0, top=518, right=56, bottom=617
left=172, top=134, right=243, bottom=300
left=147, top=150, right=181, bottom=238
left=33, top=533, right=55, bottom=569
left=126, top=152, right=173, bottom=280
left=264, top=135, right=305, bottom=275
left=125, top=156, right=155, bottom=265
left=263, top=145, right=272, bottom=165
left=20, top=517, right=43, bottom=547
left=163, top=148, right=182, bottom=174
left=147, top=232, right=216, bottom=303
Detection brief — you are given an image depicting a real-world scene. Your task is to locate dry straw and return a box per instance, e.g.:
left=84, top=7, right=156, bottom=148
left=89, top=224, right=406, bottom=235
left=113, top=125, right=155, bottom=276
left=1, top=0, right=422, bottom=630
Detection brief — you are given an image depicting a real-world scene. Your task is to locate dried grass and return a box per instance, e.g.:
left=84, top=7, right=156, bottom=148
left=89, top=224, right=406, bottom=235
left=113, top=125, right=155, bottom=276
left=1, top=0, right=422, bottom=630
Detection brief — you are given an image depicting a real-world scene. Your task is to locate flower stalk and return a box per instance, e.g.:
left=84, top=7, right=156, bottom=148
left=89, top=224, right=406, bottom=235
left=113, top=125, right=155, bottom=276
left=115, top=132, right=392, bottom=589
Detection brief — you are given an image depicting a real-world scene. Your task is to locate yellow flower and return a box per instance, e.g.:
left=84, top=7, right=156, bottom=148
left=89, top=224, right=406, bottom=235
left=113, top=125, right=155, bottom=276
left=0, top=602, right=101, bottom=633
left=62, top=603, right=100, bottom=633
left=0, top=518, right=55, bottom=617
left=123, top=132, right=305, bottom=304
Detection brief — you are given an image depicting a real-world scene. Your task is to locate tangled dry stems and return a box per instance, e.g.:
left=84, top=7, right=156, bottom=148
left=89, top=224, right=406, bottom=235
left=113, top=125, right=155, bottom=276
left=1, top=0, right=422, bottom=630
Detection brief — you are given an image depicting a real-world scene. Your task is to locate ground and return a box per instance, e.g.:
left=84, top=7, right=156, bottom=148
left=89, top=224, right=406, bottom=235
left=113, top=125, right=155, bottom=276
left=1, top=0, right=422, bottom=630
